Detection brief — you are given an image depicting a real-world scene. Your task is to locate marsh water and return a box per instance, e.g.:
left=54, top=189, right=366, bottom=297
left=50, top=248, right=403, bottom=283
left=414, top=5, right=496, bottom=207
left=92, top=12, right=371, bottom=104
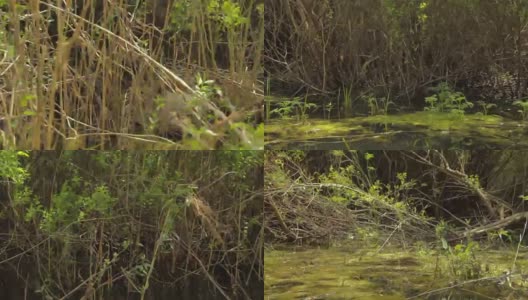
left=265, top=245, right=528, bottom=300
left=265, top=112, right=528, bottom=150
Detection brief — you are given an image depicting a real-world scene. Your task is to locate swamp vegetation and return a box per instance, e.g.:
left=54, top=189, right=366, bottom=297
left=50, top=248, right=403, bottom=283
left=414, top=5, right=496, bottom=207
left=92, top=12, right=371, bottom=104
left=265, top=150, right=528, bottom=299
left=0, top=151, right=263, bottom=299
left=264, top=0, right=528, bottom=149
left=0, top=0, right=264, bottom=150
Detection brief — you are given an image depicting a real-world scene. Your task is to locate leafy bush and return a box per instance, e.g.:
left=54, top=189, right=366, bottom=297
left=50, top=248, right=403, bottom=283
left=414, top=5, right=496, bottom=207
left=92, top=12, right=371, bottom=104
left=436, top=221, right=482, bottom=280
left=424, top=83, right=474, bottom=116
left=270, top=97, right=318, bottom=121
left=1, top=151, right=262, bottom=299
left=0, top=151, right=29, bottom=183
left=447, top=241, right=482, bottom=280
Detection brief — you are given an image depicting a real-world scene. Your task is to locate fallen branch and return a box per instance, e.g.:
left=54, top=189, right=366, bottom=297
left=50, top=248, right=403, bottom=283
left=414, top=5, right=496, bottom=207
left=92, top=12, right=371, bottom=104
left=462, top=212, right=528, bottom=237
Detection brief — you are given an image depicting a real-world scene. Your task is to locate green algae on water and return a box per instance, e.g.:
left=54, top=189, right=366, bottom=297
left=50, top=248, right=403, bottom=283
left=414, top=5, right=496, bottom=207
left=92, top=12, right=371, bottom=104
left=266, top=112, right=527, bottom=150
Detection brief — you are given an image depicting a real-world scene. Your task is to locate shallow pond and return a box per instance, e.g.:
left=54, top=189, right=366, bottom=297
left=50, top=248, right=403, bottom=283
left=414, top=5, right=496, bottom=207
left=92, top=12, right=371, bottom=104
left=265, top=112, right=528, bottom=150
left=265, top=245, right=528, bottom=300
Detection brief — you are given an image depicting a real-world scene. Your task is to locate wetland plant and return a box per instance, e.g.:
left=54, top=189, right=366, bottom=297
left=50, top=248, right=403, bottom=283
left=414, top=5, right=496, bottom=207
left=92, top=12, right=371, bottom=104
left=435, top=221, right=482, bottom=280
left=324, top=101, right=335, bottom=119
left=424, top=82, right=473, bottom=116
left=476, top=101, right=497, bottom=116
left=447, top=241, right=482, bottom=280
left=362, top=94, right=394, bottom=116
left=270, top=96, right=317, bottom=122
left=341, top=84, right=354, bottom=116
left=513, top=99, right=528, bottom=120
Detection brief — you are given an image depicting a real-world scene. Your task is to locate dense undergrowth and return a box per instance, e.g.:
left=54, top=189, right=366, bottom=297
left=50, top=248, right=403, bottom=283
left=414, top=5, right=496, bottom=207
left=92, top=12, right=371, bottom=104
left=265, top=0, right=528, bottom=120
left=0, top=151, right=263, bottom=299
left=265, top=150, right=528, bottom=287
left=0, top=0, right=264, bottom=150
left=265, top=150, right=433, bottom=246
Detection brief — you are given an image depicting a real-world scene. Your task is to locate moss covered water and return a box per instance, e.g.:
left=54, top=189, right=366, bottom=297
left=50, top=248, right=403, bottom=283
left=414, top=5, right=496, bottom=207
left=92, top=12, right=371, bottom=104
left=265, top=246, right=528, bottom=300
left=265, top=112, right=528, bottom=150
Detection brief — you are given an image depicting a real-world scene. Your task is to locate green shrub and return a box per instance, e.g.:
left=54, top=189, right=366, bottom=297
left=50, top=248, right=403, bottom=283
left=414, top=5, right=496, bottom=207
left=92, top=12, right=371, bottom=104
left=424, top=82, right=473, bottom=116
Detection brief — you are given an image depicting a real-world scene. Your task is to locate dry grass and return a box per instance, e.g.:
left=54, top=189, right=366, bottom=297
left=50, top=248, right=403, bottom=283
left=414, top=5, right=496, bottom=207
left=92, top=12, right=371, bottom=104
left=0, top=0, right=264, bottom=149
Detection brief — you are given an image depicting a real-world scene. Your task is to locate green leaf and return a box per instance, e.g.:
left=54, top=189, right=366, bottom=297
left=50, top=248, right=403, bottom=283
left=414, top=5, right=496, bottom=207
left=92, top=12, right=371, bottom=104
left=441, top=238, right=448, bottom=250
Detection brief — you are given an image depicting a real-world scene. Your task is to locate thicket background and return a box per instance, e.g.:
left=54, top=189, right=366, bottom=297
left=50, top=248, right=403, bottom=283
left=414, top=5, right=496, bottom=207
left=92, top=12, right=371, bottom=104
left=265, top=0, right=528, bottom=109
left=0, top=151, right=263, bottom=299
